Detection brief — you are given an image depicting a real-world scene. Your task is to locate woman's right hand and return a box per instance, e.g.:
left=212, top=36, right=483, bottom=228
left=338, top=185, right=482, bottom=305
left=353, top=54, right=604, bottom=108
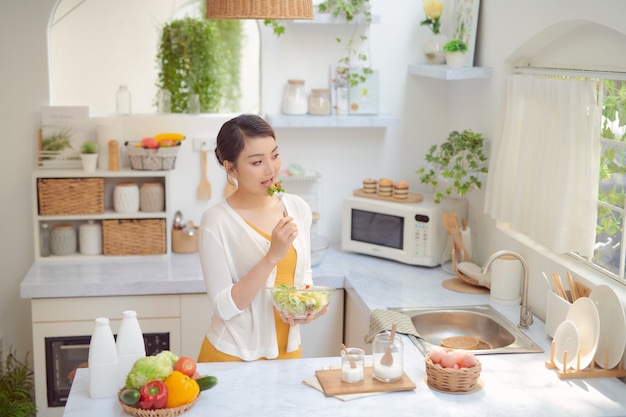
left=266, top=216, right=298, bottom=264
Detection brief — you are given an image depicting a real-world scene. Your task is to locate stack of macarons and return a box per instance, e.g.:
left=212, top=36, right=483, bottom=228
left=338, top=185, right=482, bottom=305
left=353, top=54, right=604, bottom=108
left=362, top=178, right=377, bottom=193
left=393, top=180, right=409, bottom=199
left=377, top=178, right=394, bottom=197
left=362, top=178, right=410, bottom=199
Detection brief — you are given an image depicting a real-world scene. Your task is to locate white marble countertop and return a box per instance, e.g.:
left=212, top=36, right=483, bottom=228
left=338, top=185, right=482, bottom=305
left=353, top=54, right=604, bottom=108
left=22, top=247, right=626, bottom=416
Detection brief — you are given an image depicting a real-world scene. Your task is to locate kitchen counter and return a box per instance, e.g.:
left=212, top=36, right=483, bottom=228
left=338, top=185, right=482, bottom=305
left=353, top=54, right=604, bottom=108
left=22, top=248, right=626, bottom=416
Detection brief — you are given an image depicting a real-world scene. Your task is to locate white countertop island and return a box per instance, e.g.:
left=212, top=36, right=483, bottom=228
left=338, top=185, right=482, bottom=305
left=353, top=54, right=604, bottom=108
left=21, top=247, right=626, bottom=416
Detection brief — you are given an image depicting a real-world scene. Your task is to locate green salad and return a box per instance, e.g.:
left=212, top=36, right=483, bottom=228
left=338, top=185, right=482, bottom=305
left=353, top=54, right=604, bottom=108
left=271, top=285, right=330, bottom=318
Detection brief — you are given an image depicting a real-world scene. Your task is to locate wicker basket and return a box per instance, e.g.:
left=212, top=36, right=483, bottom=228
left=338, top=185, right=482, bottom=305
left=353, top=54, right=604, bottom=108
left=38, top=178, right=104, bottom=215
left=171, top=228, right=198, bottom=254
left=102, top=219, right=166, bottom=255
left=205, top=0, right=313, bottom=20
left=425, top=352, right=481, bottom=393
left=118, top=389, right=198, bottom=417
left=126, top=142, right=180, bottom=171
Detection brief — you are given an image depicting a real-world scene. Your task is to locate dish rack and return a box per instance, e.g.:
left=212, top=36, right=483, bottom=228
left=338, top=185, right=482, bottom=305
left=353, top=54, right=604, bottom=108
left=545, top=341, right=626, bottom=379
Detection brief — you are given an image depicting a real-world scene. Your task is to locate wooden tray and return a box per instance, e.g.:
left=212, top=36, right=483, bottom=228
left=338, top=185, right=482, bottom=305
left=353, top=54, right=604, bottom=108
left=315, top=367, right=416, bottom=396
left=353, top=189, right=423, bottom=203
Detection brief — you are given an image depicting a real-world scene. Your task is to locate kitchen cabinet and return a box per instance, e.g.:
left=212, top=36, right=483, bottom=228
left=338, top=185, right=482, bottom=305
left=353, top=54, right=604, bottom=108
left=30, top=295, right=182, bottom=417
left=33, top=169, right=172, bottom=261
left=344, top=287, right=372, bottom=354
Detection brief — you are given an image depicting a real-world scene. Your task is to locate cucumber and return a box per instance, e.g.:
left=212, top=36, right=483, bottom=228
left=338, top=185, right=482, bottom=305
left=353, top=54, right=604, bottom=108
left=120, top=388, right=140, bottom=406
left=196, top=375, right=218, bottom=391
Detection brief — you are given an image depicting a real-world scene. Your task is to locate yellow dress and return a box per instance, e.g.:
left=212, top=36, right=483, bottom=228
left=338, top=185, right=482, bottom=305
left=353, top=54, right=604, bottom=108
left=197, top=225, right=301, bottom=362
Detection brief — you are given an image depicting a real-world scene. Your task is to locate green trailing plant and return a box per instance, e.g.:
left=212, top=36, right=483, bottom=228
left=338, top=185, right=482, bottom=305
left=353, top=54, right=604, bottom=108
left=0, top=348, right=36, bottom=417
left=156, top=16, right=243, bottom=113
left=265, top=0, right=373, bottom=87
left=417, top=130, right=489, bottom=203
left=443, top=39, right=468, bottom=53
left=80, top=140, right=97, bottom=154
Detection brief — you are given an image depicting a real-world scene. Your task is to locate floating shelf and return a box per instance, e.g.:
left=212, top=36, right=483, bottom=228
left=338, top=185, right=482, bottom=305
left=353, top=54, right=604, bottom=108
left=408, top=64, right=492, bottom=80
left=265, top=114, right=399, bottom=128
left=292, top=13, right=380, bottom=25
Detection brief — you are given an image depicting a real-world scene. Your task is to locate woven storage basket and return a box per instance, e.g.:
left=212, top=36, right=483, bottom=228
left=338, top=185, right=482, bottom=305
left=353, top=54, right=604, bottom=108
left=102, top=219, right=166, bottom=255
left=206, top=0, right=313, bottom=20
left=118, top=389, right=198, bottom=417
left=126, top=142, right=180, bottom=171
left=38, top=178, right=104, bottom=215
left=425, top=352, right=481, bottom=393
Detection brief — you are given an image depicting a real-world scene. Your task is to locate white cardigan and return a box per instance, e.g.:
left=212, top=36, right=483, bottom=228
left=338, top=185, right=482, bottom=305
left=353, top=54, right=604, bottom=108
left=198, top=193, right=313, bottom=360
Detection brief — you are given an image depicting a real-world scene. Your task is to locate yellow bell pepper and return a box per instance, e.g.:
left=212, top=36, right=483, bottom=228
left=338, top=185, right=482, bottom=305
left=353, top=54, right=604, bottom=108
left=163, top=370, right=200, bottom=408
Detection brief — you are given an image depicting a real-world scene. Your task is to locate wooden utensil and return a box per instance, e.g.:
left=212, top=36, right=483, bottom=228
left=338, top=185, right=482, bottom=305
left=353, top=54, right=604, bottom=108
left=197, top=150, right=211, bottom=200
left=551, top=272, right=569, bottom=301
left=442, top=212, right=470, bottom=262
left=341, top=343, right=356, bottom=368
left=566, top=272, right=579, bottom=302
left=380, top=323, right=397, bottom=366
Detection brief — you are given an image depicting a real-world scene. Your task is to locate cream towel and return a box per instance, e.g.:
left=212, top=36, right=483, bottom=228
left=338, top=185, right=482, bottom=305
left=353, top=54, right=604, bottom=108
left=365, top=309, right=420, bottom=343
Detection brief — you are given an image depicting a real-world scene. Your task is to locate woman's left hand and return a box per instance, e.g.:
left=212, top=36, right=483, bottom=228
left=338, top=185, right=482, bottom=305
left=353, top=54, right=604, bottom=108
left=276, top=305, right=329, bottom=325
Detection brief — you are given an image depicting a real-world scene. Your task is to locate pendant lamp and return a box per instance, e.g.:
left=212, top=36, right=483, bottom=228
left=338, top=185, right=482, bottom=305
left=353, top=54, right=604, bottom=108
left=206, top=0, right=314, bottom=20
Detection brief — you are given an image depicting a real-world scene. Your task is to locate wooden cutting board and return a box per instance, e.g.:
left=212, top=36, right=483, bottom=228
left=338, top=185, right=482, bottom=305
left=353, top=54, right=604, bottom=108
left=315, top=367, right=416, bottom=397
left=353, top=189, right=423, bottom=203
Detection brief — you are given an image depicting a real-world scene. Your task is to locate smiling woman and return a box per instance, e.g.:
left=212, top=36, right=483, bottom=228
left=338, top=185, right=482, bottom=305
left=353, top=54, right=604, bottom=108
left=48, top=0, right=260, bottom=114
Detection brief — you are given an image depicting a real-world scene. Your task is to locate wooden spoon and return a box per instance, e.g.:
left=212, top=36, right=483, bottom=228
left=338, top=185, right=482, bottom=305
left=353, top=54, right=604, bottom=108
left=380, top=323, right=397, bottom=366
left=341, top=343, right=356, bottom=368
left=197, top=150, right=211, bottom=200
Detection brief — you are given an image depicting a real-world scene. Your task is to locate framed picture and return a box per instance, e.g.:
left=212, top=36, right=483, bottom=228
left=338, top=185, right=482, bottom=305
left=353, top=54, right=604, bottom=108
left=452, top=0, right=481, bottom=67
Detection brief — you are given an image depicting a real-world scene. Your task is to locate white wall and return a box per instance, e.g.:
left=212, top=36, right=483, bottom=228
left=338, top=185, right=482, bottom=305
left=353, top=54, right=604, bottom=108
left=2, top=0, right=626, bottom=368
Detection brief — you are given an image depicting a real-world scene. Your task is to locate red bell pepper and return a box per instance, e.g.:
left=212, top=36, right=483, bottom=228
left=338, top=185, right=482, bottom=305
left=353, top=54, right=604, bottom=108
left=138, top=380, right=168, bottom=410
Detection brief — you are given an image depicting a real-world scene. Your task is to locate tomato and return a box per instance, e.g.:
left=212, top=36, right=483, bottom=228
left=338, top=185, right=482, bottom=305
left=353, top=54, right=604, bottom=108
left=174, top=357, right=197, bottom=377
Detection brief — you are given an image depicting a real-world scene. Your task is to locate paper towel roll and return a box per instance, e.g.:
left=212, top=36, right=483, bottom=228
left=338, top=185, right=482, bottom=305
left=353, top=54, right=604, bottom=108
left=490, top=255, right=522, bottom=304
left=460, top=226, right=472, bottom=261
left=96, top=124, right=119, bottom=170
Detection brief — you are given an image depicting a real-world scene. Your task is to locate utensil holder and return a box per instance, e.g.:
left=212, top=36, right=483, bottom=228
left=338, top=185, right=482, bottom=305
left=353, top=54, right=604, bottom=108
left=545, top=290, right=571, bottom=339
left=172, top=228, right=198, bottom=253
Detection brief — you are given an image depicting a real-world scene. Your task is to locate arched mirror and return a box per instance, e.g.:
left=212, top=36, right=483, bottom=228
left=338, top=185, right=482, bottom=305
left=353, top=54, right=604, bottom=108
left=49, top=0, right=260, bottom=114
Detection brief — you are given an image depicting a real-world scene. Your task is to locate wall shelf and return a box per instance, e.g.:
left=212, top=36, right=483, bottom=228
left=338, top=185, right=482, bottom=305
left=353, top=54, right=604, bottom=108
left=265, top=114, right=399, bottom=128
left=292, top=13, right=380, bottom=25
left=408, top=64, right=492, bottom=80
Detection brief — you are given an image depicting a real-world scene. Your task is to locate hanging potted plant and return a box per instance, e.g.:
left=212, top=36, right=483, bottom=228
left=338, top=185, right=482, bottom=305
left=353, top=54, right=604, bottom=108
left=80, top=140, right=98, bottom=172
left=443, top=39, right=468, bottom=69
left=417, top=130, right=489, bottom=203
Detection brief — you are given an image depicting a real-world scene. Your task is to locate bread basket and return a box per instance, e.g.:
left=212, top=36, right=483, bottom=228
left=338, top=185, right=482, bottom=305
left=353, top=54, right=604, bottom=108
left=118, top=389, right=199, bottom=417
left=425, top=352, right=481, bottom=393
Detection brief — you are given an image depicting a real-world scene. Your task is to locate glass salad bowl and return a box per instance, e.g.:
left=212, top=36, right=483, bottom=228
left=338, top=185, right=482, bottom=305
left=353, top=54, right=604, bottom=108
left=268, top=285, right=334, bottom=319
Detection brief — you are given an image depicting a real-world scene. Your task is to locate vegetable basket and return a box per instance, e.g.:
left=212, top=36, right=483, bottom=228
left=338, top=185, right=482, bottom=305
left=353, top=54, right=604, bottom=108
left=118, top=389, right=199, bottom=417
left=425, top=352, right=481, bottom=393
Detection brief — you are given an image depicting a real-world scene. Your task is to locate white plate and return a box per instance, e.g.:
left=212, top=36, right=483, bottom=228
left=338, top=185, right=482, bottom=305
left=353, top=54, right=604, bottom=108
left=565, top=297, right=600, bottom=369
left=589, top=285, right=626, bottom=369
left=553, top=320, right=579, bottom=370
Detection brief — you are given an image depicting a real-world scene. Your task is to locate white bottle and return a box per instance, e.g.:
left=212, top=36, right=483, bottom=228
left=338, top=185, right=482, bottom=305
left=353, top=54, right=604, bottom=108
left=116, top=310, right=146, bottom=387
left=88, top=318, right=119, bottom=398
left=116, top=85, right=131, bottom=115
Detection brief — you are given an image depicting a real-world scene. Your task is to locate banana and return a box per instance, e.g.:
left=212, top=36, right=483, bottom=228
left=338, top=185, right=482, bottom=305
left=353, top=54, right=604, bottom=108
left=154, top=132, right=185, bottom=143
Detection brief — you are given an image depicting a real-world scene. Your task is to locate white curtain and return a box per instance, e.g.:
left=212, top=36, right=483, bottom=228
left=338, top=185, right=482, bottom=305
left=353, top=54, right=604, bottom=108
left=484, top=74, right=601, bottom=257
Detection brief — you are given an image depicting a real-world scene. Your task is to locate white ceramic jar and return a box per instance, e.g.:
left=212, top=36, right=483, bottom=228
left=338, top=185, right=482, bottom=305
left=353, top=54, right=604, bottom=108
left=79, top=220, right=102, bottom=255
left=114, top=183, right=140, bottom=213
left=50, top=224, right=77, bottom=256
left=281, top=79, right=308, bottom=115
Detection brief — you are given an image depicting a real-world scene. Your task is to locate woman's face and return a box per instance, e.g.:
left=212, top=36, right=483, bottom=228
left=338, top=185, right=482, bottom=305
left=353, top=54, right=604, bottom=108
left=231, top=136, right=281, bottom=196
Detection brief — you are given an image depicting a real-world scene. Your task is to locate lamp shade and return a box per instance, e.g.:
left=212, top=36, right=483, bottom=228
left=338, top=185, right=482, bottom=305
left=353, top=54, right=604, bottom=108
left=206, top=0, right=314, bottom=20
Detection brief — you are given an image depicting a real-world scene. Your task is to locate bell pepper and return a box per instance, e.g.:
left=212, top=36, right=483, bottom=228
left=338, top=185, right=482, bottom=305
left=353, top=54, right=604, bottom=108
left=163, top=370, right=200, bottom=408
left=138, top=380, right=168, bottom=410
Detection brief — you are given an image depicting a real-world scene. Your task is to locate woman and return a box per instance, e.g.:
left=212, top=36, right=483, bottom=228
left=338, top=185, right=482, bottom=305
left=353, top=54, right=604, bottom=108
left=197, top=114, right=324, bottom=362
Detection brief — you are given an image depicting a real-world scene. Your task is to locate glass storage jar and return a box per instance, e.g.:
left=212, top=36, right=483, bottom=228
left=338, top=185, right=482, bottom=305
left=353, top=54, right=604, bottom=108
left=372, top=331, right=404, bottom=382
left=281, top=79, right=308, bottom=115
left=308, top=88, right=331, bottom=115
left=50, top=224, right=77, bottom=256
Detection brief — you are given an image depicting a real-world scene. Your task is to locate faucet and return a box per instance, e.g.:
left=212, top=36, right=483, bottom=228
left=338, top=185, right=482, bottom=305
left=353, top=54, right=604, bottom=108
left=480, top=250, right=533, bottom=329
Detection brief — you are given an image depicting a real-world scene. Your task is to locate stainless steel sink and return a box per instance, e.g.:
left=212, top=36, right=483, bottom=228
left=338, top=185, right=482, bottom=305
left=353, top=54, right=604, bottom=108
left=389, top=304, right=544, bottom=355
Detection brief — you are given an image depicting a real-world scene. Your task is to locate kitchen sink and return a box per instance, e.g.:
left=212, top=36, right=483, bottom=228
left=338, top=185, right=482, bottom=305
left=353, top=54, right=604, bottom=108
left=389, top=304, right=544, bottom=355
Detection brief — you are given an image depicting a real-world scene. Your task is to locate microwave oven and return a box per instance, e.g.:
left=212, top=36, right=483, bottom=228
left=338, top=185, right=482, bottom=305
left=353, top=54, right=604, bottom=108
left=341, top=194, right=467, bottom=267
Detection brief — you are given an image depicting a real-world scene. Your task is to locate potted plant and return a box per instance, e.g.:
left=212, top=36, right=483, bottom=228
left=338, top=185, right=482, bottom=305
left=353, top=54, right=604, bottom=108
left=80, top=140, right=98, bottom=172
left=0, top=348, right=37, bottom=417
left=443, top=39, right=468, bottom=69
left=417, top=130, right=488, bottom=203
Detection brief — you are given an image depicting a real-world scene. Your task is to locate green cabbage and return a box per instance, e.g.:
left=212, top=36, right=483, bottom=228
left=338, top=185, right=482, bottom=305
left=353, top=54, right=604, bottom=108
left=124, top=350, right=179, bottom=389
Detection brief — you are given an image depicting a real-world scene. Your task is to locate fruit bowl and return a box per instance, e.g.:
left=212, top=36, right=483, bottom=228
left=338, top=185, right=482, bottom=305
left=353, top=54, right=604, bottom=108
left=118, top=389, right=198, bottom=417
left=268, top=285, right=334, bottom=319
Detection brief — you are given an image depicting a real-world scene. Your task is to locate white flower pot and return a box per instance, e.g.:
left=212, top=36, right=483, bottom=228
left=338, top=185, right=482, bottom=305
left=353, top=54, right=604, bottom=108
left=445, top=52, right=466, bottom=69
left=81, top=154, right=98, bottom=172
